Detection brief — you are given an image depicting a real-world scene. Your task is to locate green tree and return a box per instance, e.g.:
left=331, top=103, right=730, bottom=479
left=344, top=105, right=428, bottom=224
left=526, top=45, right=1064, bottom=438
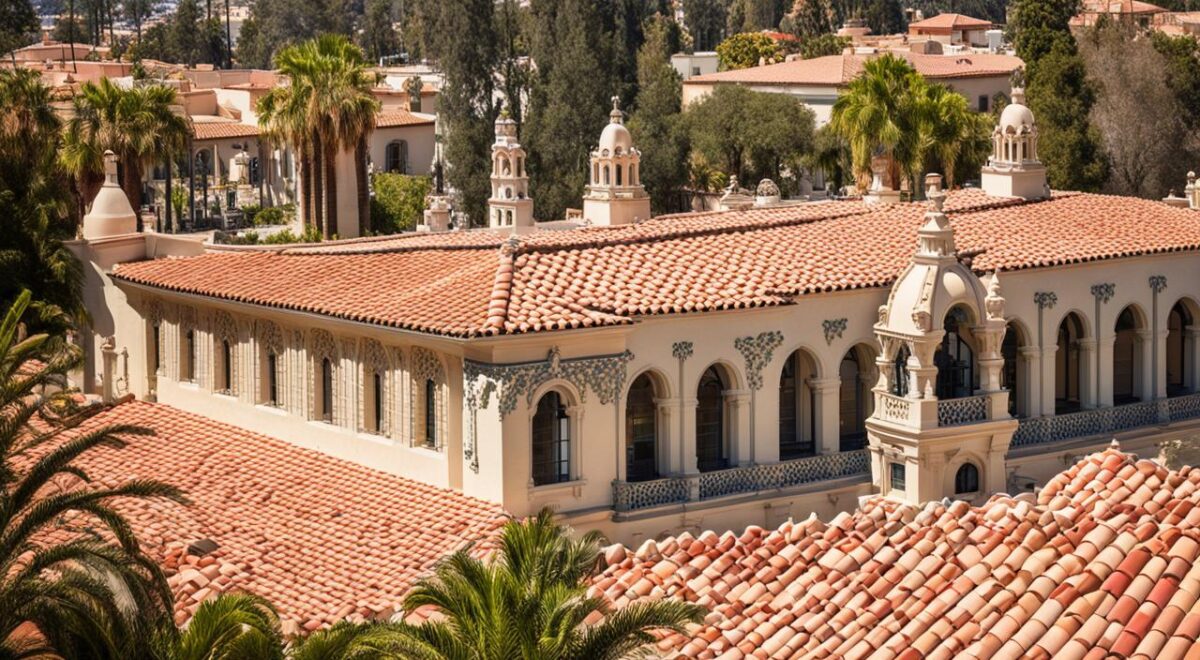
left=715, top=31, right=782, bottom=70
left=524, top=0, right=611, bottom=220
left=1150, top=32, right=1200, bottom=131
left=358, top=0, right=399, bottom=63
left=60, top=77, right=190, bottom=222
left=0, top=0, right=37, bottom=64
left=686, top=84, right=815, bottom=186
left=799, top=32, right=849, bottom=59
left=234, top=0, right=352, bottom=69
left=862, top=0, right=905, bottom=36
left=786, top=0, right=835, bottom=40
left=629, top=16, right=690, bottom=213
left=0, top=291, right=186, bottom=659
left=0, top=69, right=84, bottom=328
left=420, top=0, right=498, bottom=225
left=683, top=0, right=726, bottom=50
left=370, top=173, right=431, bottom=233
left=391, top=509, right=704, bottom=659
left=744, top=90, right=816, bottom=188
left=917, top=83, right=992, bottom=189
left=829, top=54, right=925, bottom=190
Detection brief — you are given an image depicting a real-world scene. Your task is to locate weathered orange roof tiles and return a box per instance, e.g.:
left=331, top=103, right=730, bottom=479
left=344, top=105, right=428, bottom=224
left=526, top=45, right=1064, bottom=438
left=590, top=444, right=1200, bottom=658
left=113, top=190, right=1200, bottom=338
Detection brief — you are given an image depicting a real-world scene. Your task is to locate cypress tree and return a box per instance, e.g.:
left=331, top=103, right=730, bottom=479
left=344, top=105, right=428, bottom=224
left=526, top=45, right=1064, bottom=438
left=628, top=17, right=689, bottom=213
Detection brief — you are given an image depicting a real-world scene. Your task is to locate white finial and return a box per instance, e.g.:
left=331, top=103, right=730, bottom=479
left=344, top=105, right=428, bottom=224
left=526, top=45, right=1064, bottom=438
left=610, top=96, right=624, bottom=124
left=1011, top=87, right=1026, bottom=105
left=925, top=173, right=945, bottom=213
left=103, top=150, right=119, bottom=186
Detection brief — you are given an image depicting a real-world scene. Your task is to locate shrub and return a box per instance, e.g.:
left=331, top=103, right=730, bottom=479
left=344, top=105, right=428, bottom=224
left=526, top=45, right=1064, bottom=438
left=252, top=205, right=291, bottom=226
left=370, top=173, right=431, bottom=234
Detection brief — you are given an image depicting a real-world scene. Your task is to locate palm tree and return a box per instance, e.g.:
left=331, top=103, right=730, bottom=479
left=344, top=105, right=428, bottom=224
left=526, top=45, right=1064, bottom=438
left=0, top=69, right=86, bottom=330
left=164, top=593, right=284, bottom=660
left=60, top=78, right=190, bottom=223
left=391, top=508, right=705, bottom=659
left=0, top=291, right=187, bottom=659
left=917, top=83, right=993, bottom=189
left=829, top=54, right=926, bottom=193
left=260, top=36, right=380, bottom=240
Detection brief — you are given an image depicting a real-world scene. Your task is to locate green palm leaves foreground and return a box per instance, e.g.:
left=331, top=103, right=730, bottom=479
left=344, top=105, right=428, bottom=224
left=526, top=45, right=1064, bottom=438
left=830, top=54, right=993, bottom=192
left=0, top=291, right=701, bottom=659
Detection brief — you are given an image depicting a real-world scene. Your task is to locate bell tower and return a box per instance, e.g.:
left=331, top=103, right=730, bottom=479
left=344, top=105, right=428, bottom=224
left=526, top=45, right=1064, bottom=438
left=582, top=97, right=651, bottom=226
left=866, top=174, right=1017, bottom=505
left=980, top=88, right=1048, bottom=200
left=487, top=110, right=534, bottom=231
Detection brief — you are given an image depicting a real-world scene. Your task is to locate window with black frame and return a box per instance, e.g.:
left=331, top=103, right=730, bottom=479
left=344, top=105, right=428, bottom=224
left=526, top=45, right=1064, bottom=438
left=696, top=366, right=728, bottom=472
left=531, top=391, right=571, bottom=486
left=955, top=463, right=980, bottom=494
left=625, top=375, right=659, bottom=482
left=935, top=306, right=976, bottom=399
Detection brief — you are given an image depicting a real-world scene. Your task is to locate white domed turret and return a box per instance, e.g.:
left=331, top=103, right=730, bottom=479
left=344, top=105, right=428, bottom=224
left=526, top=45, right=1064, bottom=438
left=980, top=87, right=1047, bottom=200
left=83, top=150, right=138, bottom=240
left=582, top=96, right=651, bottom=226
left=487, top=108, right=533, bottom=231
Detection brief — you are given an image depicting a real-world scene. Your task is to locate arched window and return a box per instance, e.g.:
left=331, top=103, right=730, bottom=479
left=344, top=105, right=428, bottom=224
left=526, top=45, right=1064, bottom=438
left=936, top=306, right=976, bottom=399
left=1168, top=301, right=1193, bottom=396
left=266, top=351, right=279, bottom=406
left=532, top=390, right=571, bottom=486
left=891, top=345, right=911, bottom=397
left=385, top=140, right=409, bottom=173
left=183, top=329, right=196, bottom=382
left=1002, top=323, right=1021, bottom=416
left=592, top=162, right=599, bottom=185
left=630, top=163, right=638, bottom=185
left=1056, top=313, right=1085, bottom=413
left=603, top=165, right=610, bottom=185
left=615, top=164, right=623, bottom=186
left=500, top=155, right=511, bottom=175
left=839, top=349, right=868, bottom=450
left=424, top=379, right=437, bottom=447
left=367, top=371, right=384, bottom=434
left=320, top=358, right=334, bottom=422
left=151, top=323, right=161, bottom=374
left=219, top=340, right=233, bottom=393
left=955, top=463, right=980, bottom=494
left=625, top=374, right=659, bottom=482
left=1113, top=307, right=1141, bottom=404
left=696, top=366, right=728, bottom=472
left=779, top=351, right=816, bottom=460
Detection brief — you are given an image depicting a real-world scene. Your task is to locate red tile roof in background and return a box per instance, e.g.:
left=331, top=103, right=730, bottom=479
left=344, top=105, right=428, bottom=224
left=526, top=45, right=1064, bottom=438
left=376, top=109, right=435, bottom=128
left=113, top=190, right=1200, bottom=338
left=684, top=51, right=1022, bottom=86
left=191, top=121, right=260, bottom=141
left=591, top=444, right=1200, bottom=658
left=40, top=400, right=507, bottom=633
left=908, top=12, right=995, bottom=29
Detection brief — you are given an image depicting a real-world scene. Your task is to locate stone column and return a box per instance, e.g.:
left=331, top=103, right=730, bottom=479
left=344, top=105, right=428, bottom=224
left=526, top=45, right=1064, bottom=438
left=810, top=376, right=842, bottom=454
left=680, top=397, right=699, bottom=476
left=567, top=404, right=585, bottom=481
left=1018, top=346, right=1040, bottom=417
left=1039, top=344, right=1058, bottom=416
left=1136, top=329, right=1156, bottom=402
left=1187, top=327, right=1200, bottom=392
left=1084, top=337, right=1103, bottom=409
left=653, top=397, right=675, bottom=479
left=101, top=336, right=116, bottom=404
left=726, top=389, right=751, bottom=466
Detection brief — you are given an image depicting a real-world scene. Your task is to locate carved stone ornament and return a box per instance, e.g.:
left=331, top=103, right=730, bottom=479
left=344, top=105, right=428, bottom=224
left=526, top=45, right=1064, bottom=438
left=822, top=318, right=848, bottom=345
left=985, top=272, right=1005, bottom=321
left=734, top=331, right=784, bottom=390
left=1091, top=283, right=1115, bottom=304
left=1033, top=291, right=1057, bottom=310
left=464, top=349, right=634, bottom=418
left=1150, top=275, right=1168, bottom=294
left=911, top=310, right=932, bottom=332
left=256, top=320, right=284, bottom=354
left=672, top=341, right=694, bottom=361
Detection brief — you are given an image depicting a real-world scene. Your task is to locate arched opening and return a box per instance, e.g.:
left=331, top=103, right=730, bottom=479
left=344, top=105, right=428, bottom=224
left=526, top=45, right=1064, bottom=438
left=625, top=373, right=660, bottom=482
left=423, top=378, right=437, bottom=447
left=603, top=165, right=610, bottom=186
left=778, top=350, right=817, bottom=460
left=500, top=155, right=511, bottom=176
left=840, top=346, right=874, bottom=451
left=1113, top=306, right=1143, bottom=404
left=365, top=370, right=384, bottom=434
left=1168, top=300, right=1194, bottom=396
left=182, top=329, right=196, bottom=382
left=631, top=163, right=638, bottom=185
left=320, top=357, right=334, bottom=422
left=385, top=140, right=409, bottom=173
left=1001, top=321, right=1028, bottom=417
left=616, top=163, right=623, bottom=186
left=592, top=162, right=599, bottom=185
left=935, top=306, right=977, bottom=399
left=218, top=339, right=233, bottom=393
left=1056, top=313, right=1085, bottom=414
left=891, top=344, right=911, bottom=397
left=532, top=390, right=571, bottom=486
left=955, top=463, right=980, bottom=494
left=151, top=323, right=161, bottom=375
left=265, top=351, right=278, bottom=406
left=696, top=365, right=729, bottom=472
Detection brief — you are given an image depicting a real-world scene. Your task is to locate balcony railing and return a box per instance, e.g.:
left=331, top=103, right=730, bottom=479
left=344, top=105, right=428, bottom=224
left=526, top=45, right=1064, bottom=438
left=612, top=450, right=870, bottom=512
left=936, top=394, right=989, bottom=427
left=1012, top=392, right=1200, bottom=448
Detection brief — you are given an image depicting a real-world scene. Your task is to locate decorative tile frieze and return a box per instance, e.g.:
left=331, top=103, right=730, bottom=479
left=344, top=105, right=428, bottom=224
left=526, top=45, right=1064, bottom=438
left=734, top=331, right=784, bottom=390
left=822, top=318, right=847, bottom=345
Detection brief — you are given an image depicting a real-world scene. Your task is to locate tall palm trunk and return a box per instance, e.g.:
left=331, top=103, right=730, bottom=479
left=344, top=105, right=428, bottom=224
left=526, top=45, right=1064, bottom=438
left=224, top=0, right=232, bottom=67
left=323, top=140, right=337, bottom=239
left=165, top=155, right=174, bottom=233
left=308, top=133, right=323, bottom=233
left=355, top=135, right=368, bottom=235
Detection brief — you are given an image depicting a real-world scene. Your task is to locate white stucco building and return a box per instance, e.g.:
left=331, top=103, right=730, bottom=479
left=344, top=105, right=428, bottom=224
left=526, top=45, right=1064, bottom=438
left=68, top=91, right=1200, bottom=546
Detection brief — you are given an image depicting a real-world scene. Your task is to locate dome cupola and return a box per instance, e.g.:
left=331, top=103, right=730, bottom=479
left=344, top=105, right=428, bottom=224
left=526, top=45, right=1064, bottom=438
left=980, top=87, right=1048, bottom=200
left=582, top=96, right=651, bottom=226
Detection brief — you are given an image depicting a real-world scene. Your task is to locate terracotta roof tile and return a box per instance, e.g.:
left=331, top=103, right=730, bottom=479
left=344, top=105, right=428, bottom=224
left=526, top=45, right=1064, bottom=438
left=909, top=12, right=994, bottom=29
left=589, top=444, right=1200, bottom=658
left=685, top=51, right=1022, bottom=86
left=35, top=400, right=507, bottom=631
left=191, top=121, right=260, bottom=141
left=113, top=190, right=1200, bottom=338
left=375, top=109, right=435, bottom=128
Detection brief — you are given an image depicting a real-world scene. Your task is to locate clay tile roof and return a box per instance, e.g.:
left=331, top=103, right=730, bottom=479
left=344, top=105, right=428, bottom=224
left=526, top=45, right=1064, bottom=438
left=590, top=444, right=1200, bottom=658
left=909, top=12, right=994, bottom=29
left=36, top=400, right=507, bottom=632
left=375, top=109, right=435, bottom=128
left=191, top=121, right=260, bottom=141
left=685, top=51, right=1022, bottom=86
left=112, top=190, right=1200, bottom=338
